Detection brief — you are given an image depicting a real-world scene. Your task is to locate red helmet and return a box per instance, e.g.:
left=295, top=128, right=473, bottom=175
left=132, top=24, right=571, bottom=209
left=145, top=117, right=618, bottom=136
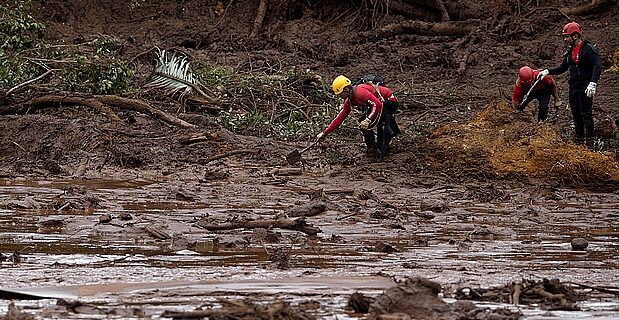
left=518, top=66, right=534, bottom=84
left=562, top=22, right=582, bottom=35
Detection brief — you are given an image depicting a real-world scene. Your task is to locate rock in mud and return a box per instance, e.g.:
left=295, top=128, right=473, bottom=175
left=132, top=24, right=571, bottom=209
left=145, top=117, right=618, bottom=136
left=419, top=199, right=449, bottom=213
left=98, top=213, right=112, bottom=223
left=368, top=277, right=456, bottom=320
left=571, top=238, right=589, bottom=251
left=2, top=302, right=35, bottom=320
left=348, top=292, right=373, bottom=313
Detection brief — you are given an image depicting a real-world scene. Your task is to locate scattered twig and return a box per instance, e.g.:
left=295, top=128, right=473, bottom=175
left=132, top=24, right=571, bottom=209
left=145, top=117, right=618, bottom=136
left=5, top=69, right=59, bottom=97
left=11, top=141, right=26, bottom=152
left=563, top=281, right=619, bottom=296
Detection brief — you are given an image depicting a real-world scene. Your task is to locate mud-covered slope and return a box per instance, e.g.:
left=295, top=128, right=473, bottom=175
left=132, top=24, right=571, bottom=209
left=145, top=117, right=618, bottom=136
left=1, top=0, right=616, bottom=183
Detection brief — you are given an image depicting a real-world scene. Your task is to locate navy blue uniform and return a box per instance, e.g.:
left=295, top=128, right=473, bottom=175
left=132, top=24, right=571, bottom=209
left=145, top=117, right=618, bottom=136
left=548, top=40, right=601, bottom=143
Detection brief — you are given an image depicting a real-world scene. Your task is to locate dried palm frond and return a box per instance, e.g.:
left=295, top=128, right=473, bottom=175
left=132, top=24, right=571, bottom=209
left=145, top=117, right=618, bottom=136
left=145, top=48, right=208, bottom=100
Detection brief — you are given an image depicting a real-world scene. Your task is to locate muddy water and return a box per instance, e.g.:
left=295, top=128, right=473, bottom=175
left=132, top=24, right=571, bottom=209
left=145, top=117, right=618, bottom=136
left=1, top=171, right=619, bottom=319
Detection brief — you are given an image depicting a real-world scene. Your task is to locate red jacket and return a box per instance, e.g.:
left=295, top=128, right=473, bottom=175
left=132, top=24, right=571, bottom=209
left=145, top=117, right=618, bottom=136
left=512, top=69, right=554, bottom=104
left=324, top=84, right=397, bottom=135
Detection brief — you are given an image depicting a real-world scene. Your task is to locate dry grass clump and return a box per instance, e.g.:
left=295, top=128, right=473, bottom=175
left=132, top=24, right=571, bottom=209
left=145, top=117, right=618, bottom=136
left=610, top=51, right=619, bottom=73
left=431, top=101, right=619, bottom=186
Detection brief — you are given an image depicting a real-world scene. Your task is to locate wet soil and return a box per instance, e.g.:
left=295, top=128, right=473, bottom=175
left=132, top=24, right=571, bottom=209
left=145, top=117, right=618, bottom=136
left=1, top=0, right=619, bottom=319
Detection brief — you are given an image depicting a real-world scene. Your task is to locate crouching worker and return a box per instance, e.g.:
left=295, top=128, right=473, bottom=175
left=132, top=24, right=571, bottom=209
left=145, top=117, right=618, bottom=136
left=513, top=66, right=560, bottom=123
left=316, top=75, right=400, bottom=158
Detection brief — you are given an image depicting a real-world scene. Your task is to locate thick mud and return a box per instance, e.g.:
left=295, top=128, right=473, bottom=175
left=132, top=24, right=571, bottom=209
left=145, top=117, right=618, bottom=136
left=1, top=0, right=619, bottom=319
left=1, top=161, right=618, bottom=318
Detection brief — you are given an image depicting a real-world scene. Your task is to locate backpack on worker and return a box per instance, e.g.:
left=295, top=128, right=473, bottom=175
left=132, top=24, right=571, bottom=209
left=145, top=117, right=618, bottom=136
left=354, top=74, right=385, bottom=86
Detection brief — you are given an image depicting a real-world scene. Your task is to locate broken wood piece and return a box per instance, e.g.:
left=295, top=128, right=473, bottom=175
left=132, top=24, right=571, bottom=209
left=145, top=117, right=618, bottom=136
left=144, top=226, right=171, bottom=240
left=179, top=133, right=213, bottom=145
left=295, top=188, right=355, bottom=195
left=281, top=201, right=327, bottom=218
left=96, top=95, right=196, bottom=128
left=197, top=217, right=320, bottom=236
left=250, top=0, right=268, bottom=38
left=271, top=168, right=302, bottom=176
left=511, top=283, right=523, bottom=305
left=5, top=69, right=60, bottom=97
left=161, top=309, right=218, bottom=318
left=532, top=287, right=567, bottom=305
left=563, top=281, right=619, bottom=296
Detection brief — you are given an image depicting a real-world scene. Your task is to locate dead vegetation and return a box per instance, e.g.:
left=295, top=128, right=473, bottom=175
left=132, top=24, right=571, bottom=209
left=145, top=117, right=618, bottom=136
left=453, top=278, right=618, bottom=311
left=366, top=277, right=522, bottom=320
left=431, top=101, right=619, bottom=188
left=161, top=299, right=315, bottom=320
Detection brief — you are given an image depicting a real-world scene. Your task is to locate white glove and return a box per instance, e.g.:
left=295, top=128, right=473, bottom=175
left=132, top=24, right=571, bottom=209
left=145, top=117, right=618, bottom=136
left=537, top=69, right=549, bottom=80
left=316, top=132, right=325, bottom=140
left=585, top=82, right=597, bottom=98
left=359, top=118, right=371, bottom=130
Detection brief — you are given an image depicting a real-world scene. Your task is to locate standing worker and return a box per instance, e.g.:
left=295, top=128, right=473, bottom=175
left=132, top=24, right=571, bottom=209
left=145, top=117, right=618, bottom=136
left=316, top=75, right=400, bottom=158
left=538, top=22, right=602, bottom=145
left=512, top=65, right=560, bottom=123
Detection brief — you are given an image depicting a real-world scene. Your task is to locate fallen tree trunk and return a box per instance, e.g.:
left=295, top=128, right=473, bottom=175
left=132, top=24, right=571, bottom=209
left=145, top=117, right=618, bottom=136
left=96, top=95, right=196, bottom=128
left=3, top=95, right=121, bottom=122
left=2, top=94, right=197, bottom=129
left=197, top=217, right=321, bottom=236
left=364, top=19, right=481, bottom=39
left=561, top=0, right=616, bottom=16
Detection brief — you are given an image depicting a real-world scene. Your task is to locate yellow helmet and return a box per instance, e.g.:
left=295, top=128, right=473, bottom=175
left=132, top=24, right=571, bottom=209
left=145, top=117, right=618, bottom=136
left=332, top=75, right=351, bottom=95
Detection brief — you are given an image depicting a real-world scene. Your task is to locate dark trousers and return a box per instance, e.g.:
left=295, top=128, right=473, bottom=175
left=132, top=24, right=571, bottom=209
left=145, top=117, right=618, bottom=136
left=568, top=86, right=594, bottom=143
left=362, top=100, right=400, bottom=156
left=518, top=87, right=552, bottom=122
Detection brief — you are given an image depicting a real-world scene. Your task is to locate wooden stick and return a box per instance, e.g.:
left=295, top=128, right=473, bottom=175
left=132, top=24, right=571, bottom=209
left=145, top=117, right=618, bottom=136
left=197, top=217, right=320, bottom=236
left=5, top=69, right=59, bottom=97
left=161, top=309, right=218, bottom=318
left=511, top=283, right=523, bottom=305
left=281, top=201, right=327, bottom=218
left=532, top=287, right=567, bottom=305
left=199, top=149, right=258, bottom=164
left=96, top=95, right=197, bottom=128
left=563, top=281, right=619, bottom=296
left=250, top=0, right=268, bottom=38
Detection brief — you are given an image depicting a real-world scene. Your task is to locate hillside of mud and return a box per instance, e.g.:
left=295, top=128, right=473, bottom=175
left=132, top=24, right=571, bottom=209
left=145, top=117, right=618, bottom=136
left=2, top=2, right=619, bottom=319
left=0, top=0, right=617, bottom=188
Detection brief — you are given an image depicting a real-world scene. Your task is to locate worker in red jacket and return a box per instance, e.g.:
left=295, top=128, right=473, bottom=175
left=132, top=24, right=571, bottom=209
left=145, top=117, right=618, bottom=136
left=512, top=66, right=559, bottom=122
left=316, top=75, right=400, bottom=158
left=538, top=22, right=602, bottom=144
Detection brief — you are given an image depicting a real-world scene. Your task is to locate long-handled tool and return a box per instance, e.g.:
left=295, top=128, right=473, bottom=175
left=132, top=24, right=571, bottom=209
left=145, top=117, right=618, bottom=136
left=286, top=140, right=320, bottom=165
left=518, top=77, right=541, bottom=110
